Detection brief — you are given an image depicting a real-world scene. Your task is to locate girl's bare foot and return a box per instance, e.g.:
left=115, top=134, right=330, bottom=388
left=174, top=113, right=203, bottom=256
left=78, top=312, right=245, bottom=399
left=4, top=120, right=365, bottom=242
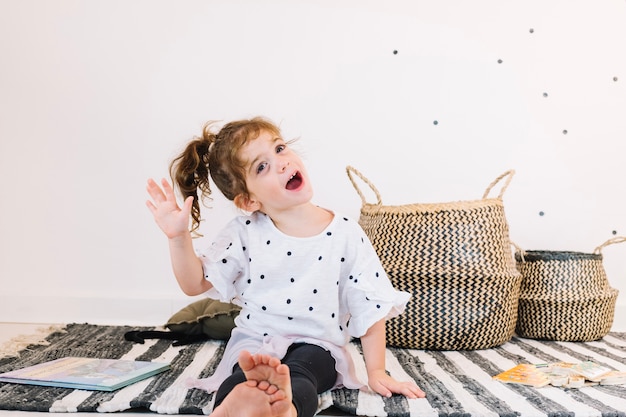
left=238, top=350, right=292, bottom=403
left=210, top=380, right=292, bottom=417
left=211, top=351, right=298, bottom=417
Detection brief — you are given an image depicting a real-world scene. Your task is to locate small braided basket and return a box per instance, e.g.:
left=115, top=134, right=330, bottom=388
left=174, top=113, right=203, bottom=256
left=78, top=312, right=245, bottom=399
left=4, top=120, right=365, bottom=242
left=347, top=167, right=522, bottom=350
left=515, top=237, right=624, bottom=341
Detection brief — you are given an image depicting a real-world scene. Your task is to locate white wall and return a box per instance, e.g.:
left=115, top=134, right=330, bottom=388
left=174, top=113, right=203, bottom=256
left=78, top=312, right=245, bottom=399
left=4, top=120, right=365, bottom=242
left=1, top=0, right=625, bottom=330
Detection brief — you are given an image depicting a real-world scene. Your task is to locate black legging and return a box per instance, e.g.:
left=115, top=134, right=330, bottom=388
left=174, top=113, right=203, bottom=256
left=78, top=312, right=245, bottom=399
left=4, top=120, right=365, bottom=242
left=214, top=343, right=338, bottom=417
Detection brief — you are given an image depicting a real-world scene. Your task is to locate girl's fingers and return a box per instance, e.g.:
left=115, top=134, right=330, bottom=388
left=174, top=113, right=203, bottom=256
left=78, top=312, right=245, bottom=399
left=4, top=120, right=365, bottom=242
left=161, top=178, right=177, bottom=201
left=371, top=380, right=392, bottom=398
left=145, top=200, right=157, bottom=214
left=375, top=378, right=425, bottom=399
left=399, top=382, right=425, bottom=399
left=146, top=178, right=166, bottom=202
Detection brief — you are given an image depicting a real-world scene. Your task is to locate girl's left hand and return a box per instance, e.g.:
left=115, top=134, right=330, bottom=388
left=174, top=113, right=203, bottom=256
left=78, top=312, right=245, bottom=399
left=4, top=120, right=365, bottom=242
left=367, top=369, right=426, bottom=399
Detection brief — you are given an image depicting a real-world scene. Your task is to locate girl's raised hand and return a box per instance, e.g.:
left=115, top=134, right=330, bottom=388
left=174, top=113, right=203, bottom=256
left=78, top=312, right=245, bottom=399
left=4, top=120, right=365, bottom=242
left=146, top=178, right=194, bottom=239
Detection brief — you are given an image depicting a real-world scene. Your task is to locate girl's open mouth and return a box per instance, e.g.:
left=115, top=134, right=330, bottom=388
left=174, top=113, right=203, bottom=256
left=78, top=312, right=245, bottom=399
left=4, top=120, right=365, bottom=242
left=286, top=171, right=303, bottom=190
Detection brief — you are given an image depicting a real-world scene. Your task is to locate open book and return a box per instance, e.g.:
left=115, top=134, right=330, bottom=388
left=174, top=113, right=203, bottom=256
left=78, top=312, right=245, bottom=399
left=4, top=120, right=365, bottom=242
left=0, top=357, right=170, bottom=391
left=493, top=361, right=620, bottom=388
left=492, top=364, right=551, bottom=387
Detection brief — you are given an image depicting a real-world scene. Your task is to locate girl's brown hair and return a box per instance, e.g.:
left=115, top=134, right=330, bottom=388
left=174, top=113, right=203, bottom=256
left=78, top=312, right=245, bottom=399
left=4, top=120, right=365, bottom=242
left=169, top=117, right=282, bottom=236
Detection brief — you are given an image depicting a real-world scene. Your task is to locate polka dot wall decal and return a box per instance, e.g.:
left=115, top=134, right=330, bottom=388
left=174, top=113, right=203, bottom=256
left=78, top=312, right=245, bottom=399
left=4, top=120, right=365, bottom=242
left=562, top=129, right=568, bottom=135
left=529, top=28, right=534, bottom=33
left=543, top=92, right=548, bottom=98
left=497, top=59, right=503, bottom=64
left=614, top=76, right=619, bottom=82
left=433, top=120, right=439, bottom=125
left=539, top=211, right=545, bottom=216
left=612, top=230, right=618, bottom=235
left=393, top=50, right=398, bottom=55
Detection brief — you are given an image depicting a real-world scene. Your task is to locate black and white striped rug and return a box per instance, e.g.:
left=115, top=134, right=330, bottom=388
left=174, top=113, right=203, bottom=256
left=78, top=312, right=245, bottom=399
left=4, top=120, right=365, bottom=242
left=1, top=323, right=625, bottom=416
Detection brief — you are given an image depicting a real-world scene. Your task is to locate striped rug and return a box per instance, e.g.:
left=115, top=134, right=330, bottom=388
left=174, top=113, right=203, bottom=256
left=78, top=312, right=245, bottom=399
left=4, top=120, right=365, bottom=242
left=0, top=323, right=625, bottom=416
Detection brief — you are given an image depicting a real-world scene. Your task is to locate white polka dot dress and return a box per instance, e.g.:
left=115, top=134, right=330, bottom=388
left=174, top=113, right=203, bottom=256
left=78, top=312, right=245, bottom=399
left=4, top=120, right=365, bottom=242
left=195, top=211, right=409, bottom=391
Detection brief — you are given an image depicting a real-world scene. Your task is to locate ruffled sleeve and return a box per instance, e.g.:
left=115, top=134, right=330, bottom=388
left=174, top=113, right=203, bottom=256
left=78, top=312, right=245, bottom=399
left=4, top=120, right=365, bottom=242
left=339, top=221, right=410, bottom=338
left=197, top=217, right=249, bottom=305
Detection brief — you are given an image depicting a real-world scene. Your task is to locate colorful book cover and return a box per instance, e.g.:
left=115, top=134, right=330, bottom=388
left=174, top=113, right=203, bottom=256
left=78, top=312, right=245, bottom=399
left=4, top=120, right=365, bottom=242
left=569, top=361, right=612, bottom=380
left=0, top=357, right=170, bottom=391
left=599, top=370, right=626, bottom=385
left=492, top=364, right=551, bottom=387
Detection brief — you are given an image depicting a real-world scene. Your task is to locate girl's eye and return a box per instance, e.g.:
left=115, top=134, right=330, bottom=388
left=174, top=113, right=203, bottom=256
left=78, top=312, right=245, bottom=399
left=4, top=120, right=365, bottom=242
left=256, top=162, right=268, bottom=174
left=276, top=144, right=286, bottom=153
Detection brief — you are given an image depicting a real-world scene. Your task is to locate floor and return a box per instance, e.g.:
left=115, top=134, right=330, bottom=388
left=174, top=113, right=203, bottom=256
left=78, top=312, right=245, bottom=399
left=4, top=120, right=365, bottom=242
left=0, top=323, right=347, bottom=416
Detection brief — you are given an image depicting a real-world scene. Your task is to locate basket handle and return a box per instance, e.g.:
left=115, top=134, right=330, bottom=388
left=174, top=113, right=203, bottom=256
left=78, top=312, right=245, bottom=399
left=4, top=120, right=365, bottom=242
left=593, top=236, right=626, bottom=254
left=511, top=241, right=526, bottom=262
left=482, top=170, right=515, bottom=199
left=346, top=166, right=382, bottom=206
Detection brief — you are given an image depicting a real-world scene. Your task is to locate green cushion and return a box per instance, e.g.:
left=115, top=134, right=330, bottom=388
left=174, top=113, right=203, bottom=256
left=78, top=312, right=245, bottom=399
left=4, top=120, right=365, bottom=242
left=165, top=298, right=241, bottom=340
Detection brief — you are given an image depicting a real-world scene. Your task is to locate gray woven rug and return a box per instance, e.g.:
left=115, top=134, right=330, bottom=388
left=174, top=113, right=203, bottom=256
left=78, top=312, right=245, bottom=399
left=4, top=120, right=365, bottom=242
left=1, top=323, right=625, bottom=416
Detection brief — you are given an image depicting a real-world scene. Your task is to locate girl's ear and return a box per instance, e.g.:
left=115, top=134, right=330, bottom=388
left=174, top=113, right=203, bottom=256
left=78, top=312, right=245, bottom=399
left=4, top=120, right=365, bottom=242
left=234, top=194, right=261, bottom=212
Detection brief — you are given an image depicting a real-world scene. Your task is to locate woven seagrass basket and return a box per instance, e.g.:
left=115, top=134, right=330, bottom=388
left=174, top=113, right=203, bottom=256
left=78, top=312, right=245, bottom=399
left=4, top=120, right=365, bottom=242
left=347, top=166, right=522, bottom=350
left=515, top=237, right=624, bottom=341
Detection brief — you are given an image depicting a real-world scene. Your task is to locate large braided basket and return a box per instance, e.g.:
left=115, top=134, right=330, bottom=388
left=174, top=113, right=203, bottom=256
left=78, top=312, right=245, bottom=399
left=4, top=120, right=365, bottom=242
left=515, top=237, right=623, bottom=341
left=347, top=167, right=522, bottom=350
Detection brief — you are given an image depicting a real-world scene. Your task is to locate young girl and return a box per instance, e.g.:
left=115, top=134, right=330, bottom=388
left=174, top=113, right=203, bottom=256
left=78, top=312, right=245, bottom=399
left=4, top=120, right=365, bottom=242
left=146, top=117, right=425, bottom=417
